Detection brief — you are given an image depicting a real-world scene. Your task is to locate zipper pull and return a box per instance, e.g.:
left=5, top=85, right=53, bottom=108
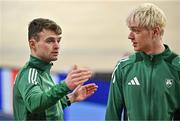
left=150, top=55, right=153, bottom=61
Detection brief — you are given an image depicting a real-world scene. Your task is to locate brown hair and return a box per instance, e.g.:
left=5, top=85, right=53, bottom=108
left=28, top=18, right=62, bottom=41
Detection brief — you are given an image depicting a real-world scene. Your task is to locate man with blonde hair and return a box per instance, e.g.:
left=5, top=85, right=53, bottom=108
left=106, top=3, right=180, bottom=120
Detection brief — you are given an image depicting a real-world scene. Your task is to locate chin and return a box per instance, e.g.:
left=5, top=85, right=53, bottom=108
left=134, top=48, right=138, bottom=51
left=134, top=47, right=141, bottom=52
left=51, top=58, right=58, bottom=61
left=53, top=59, right=58, bottom=61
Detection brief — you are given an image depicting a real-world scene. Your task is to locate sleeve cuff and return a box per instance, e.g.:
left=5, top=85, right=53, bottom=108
left=60, top=81, right=71, bottom=93
left=65, top=95, right=71, bottom=106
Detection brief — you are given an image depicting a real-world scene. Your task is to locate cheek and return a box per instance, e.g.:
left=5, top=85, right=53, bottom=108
left=36, top=44, right=50, bottom=55
left=138, top=33, right=149, bottom=43
left=37, top=44, right=50, bottom=53
left=43, top=45, right=50, bottom=50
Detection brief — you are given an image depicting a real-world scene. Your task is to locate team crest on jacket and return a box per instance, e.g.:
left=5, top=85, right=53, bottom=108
left=165, top=79, right=173, bottom=88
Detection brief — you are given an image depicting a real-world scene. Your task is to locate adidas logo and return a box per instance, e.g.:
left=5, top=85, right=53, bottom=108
left=128, top=77, right=140, bottom=85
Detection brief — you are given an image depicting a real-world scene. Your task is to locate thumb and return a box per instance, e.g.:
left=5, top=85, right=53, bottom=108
left=73, top=84, right=81, bottom=93
left=72, top=64, right=78, bottom=70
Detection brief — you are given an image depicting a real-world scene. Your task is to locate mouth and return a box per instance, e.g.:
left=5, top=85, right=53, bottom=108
left=51, top=52, right=59, bottom=56
left=132, top=42, right=137, bottom=47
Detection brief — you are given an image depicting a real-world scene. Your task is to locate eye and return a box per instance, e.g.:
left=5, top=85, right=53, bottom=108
left=46, top=37, right=56, bottom=43
left=130, top=28, right=141, bottom=34
left=46, top=39, right=53, bottom=43
left=57, top=37, right=62, bottom=43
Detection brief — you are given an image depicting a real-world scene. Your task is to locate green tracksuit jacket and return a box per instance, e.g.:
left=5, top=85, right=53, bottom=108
left=13, top=55, right=71, bottom=121
left=105, top=45, right=180, bottom=120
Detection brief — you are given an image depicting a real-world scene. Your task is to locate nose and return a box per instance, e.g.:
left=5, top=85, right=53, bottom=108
left=128, top=31, right=134, bottom=41
left=54, top=41, right=60, bottom=49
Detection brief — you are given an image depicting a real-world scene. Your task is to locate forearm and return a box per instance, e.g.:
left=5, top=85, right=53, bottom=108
left=24, top=81, right=70, bottom=112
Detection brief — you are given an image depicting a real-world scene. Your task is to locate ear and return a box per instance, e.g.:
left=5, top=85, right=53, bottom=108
left=153, top=26, right=161, bottom=36
left=29, top=38, right=36, bottom=49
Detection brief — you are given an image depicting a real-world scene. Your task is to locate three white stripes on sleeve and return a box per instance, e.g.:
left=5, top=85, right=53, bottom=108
left=28, top=68, right=38, bottom=85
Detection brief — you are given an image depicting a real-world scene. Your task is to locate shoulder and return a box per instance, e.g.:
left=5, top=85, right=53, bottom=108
left=111, top=53, right=140, bottom=83
left=115, top=53, right=141, bottom=69
left=15, top=63, right=39, bottom=85
left=171, top=54, right=180, bottom=71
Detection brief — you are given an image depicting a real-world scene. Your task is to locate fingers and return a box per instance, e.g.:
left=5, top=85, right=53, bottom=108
left=72, top=64, right=78, bottom=70
left=71, top=67, right=92, bottom=83
left=84, top=83, right=98, bottom=96
left=71, top=70, right=92, bottom=78
left=71, top=83, right=98, bottom=102
left=71, top=71, right=92, bottom=86
left=65, top=65, right=93, bottom=90
left=85, top=83, right=98, bottom=89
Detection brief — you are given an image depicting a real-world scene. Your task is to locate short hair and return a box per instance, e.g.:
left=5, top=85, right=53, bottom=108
left=126, top=3, right=167, bottom=35
left=28, top=18, right=62, bottom=41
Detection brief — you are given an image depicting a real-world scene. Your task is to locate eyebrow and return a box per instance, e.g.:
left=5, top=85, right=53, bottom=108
left=58, top=36, right=62, bottom=39
left=46, top=36, right=61, bottom=39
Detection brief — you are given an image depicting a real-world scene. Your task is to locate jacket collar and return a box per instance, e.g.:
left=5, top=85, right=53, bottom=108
left=139, top=44, right=172, bottom=63
left=28, top=55, right=53, bottom=72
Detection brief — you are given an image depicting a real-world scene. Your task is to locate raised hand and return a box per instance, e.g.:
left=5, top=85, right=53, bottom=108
left=67, top=83, right=98, bottom=103
left=64, top=65, right=93, bottom=90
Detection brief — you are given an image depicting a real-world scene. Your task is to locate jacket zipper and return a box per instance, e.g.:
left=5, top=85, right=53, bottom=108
left=149, top=55, right=154, bottom=119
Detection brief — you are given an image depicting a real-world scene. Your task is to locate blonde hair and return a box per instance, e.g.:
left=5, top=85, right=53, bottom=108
left=126, top=3, right=167, bottom=35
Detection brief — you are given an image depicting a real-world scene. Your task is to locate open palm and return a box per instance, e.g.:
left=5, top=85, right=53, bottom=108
left=72, top=83, right=98, bottom=102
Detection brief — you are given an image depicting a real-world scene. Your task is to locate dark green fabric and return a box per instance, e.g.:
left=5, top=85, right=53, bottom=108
left=106, top=45, right=180, bottom=120
left=13, top=55, right=70, bottom=121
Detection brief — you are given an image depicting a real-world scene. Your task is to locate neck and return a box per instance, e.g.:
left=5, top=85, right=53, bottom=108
left=144, top=43, right=165, bottom=55
left=30, top=52, right=50, bottom=63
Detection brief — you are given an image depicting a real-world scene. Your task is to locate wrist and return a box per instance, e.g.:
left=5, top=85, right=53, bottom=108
left=67, top=93, right=75, bottom=104
left=64, top=80, right=74, bottom=90
left=66, top=95, right=71, bottom=106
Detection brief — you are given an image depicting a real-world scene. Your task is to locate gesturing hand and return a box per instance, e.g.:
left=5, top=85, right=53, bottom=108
left=67, top=83, right=98, bottom=103
left=64, top=65, right=93, bottom=90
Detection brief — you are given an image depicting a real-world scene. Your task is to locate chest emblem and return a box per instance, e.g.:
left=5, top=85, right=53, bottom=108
left=165, top=79, right=174, bottom=88
left=128, top=77, right=140, bottom=85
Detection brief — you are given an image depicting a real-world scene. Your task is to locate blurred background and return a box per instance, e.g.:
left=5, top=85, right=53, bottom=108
left=0, top=0, right=179, bottom=120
